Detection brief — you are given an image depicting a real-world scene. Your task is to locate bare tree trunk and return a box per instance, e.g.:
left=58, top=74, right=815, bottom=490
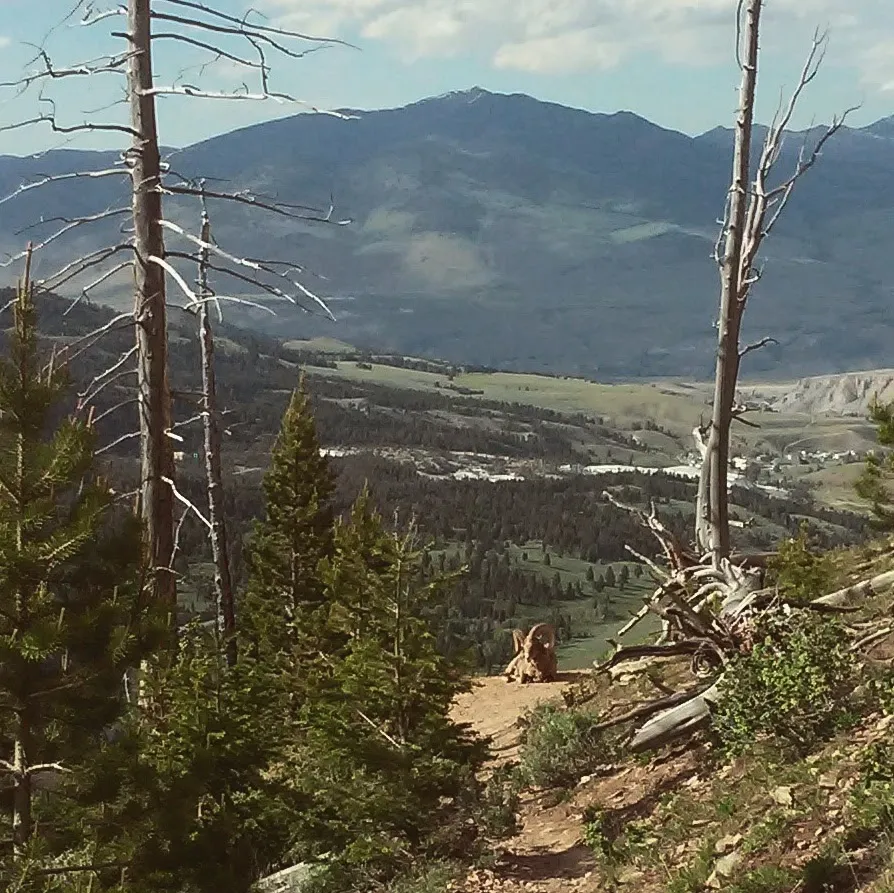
left=693, top=424, right=710, bottom=554
left=11, top=248, right=34, bottom=858
left=197, top=211, right=236, bottom=665
left=127, top=0, right=176, bottom=622
left=703, top=0, right=761, bottom=567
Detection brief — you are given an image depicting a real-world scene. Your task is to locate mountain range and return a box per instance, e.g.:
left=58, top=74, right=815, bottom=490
left=1, top=87, right=894, bottom=379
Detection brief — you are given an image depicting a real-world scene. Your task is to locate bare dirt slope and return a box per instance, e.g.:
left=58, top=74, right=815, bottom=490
left=751, top=368, right=894, bottom=416
left=451, top=674, right=601, bottom=892
left=452, top=673, right=583, bottom=767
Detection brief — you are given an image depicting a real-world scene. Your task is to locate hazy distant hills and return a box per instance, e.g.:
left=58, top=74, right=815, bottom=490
left=2, top=87, right=894, bottom=379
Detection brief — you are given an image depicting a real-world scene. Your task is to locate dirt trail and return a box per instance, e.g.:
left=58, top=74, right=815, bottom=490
left=450, top=673, right=604, bottom=892
left=452, top=672, right=585, bottom=766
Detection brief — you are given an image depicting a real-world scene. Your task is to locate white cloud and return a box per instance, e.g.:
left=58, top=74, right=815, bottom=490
left=262, top=0, right=894, bottom=89
left=493, top=29, right=623, bottom=75
left=0, top=36, right=10, bottom=49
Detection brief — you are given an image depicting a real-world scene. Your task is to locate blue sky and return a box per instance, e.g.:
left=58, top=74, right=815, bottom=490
left=0, top=0, right=892, bottom=156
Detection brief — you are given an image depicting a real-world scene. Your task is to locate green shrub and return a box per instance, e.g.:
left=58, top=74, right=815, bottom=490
left=581, top=805, right=613, bottom=860
left=713, top=610, right=857, bottom=756
left=867, top=666, right=894, bottom=716
left=476, top=763, right=522, bottom=839
left=767, top=526, right=833, bottom=605
left=851, top=740, right=894, bottom=834
left=517, top=704, right=615, bottom=788
left=581, top=805, right=649, bottom=866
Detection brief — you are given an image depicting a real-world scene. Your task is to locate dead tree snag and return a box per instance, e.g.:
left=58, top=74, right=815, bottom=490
left=127, top=0, right=176, bottom=622
left=697, top=0, right=856, bottom=565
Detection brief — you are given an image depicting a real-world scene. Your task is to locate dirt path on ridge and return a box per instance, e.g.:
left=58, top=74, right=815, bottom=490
left=449, top=673, right=605, bottom=892
left=451, top=672, right=585, bottom=767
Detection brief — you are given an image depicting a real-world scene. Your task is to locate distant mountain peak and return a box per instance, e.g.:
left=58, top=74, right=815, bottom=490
left=429, top=86, right=492, bottom=104
left=864, top=115, right=894, bottom=139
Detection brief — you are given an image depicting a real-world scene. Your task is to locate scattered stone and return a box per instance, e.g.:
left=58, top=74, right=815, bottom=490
left=617, top=866, right=644, bottom=884
left=715, top=833, right=743, bottom=854
left=706, top=851, right=744, bottom=888
left=714, top=851, right=743, bottom=877
left=253, top=863, right=317, bottom=893
left=770, top=785, right=794, bottom=807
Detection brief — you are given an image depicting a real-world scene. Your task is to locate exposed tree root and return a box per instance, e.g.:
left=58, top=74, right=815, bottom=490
left=593, top=489, right=894, bottom=755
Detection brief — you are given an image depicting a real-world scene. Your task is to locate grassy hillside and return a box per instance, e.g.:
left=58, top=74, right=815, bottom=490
left=446, top=537, right=894, bottom=893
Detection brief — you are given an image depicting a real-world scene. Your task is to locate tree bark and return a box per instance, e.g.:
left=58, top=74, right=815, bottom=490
left=11, top=250, right=33, bottom=858
left=198, top=214, right=237, bottom=665
left=127, top=0, right=176, bottom=621
left=704, top=0, right=762, bottom=567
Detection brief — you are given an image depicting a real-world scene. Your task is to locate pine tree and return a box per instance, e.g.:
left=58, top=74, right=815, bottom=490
left=0, top=251, right=151, bottom=882
left=113, top=626, right=308, bottom=893
left=856, top=398, right=894, bottom=528
left=84, top=381, right=337, bottom=893
left=240, top=378, right=335, bottom=684
left=294, top=490, right=486, bottom=887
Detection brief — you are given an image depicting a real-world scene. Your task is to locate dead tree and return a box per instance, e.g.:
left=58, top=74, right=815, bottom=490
left=696, top=0, right=856, bottom=565
left=595, top=489, right=891, bottom=753
left=599, top=26, right=872, bottom=737
left=195, top=201, right=236, bottom=664
left=128, top=0, right=177, bottom=622
left=0, top=0, right=349, bottom=639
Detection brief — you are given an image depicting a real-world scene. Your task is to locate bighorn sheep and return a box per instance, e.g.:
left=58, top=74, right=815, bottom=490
left=503, top=623, right=558, bottom=684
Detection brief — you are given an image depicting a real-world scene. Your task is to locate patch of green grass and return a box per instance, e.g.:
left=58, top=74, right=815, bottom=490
left=384, top=861, right=459, bottom=893
left=284, top=336, right=355, bottom=355
left=742, top=810, right=789, bottom=855
left=665, top=838, right=718, bottom=893
left=727, top=865, right=800, bottom=893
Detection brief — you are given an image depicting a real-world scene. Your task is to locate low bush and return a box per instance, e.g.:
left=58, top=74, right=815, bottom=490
left=517, top=704, right=616, bottom=788
left=713, top=610, right=857, bottom=756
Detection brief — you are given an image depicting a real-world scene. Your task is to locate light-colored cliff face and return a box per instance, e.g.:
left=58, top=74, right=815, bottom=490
left=757, top=370, right=894, bottom=416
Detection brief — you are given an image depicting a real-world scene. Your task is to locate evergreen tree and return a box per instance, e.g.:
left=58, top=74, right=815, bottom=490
left=114, top=628, right=307, bottom=893
left=856, top=398, right=894, bottom=527
left=240, top=378, right=335, bottom=689
left=294, top=491, right=486, bottom=887
left=0, top=254, right=153, bottom=884
left=604, top=565, right=617, bottom=588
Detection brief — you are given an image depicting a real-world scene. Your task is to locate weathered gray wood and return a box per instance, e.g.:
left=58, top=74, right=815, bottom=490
left=197, top=211, right=236, bottom=663
left=127, top=0, right=176, bottom=619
